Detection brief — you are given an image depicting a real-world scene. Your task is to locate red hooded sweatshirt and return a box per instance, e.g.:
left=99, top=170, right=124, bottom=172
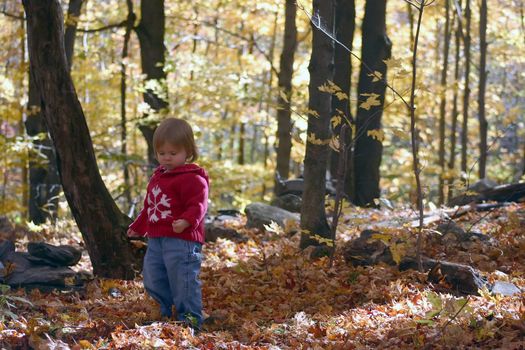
left=129, top=163, right=209, bottom=244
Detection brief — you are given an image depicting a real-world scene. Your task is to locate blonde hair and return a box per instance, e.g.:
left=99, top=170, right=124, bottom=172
left=153, top=118, right=199, bottom=162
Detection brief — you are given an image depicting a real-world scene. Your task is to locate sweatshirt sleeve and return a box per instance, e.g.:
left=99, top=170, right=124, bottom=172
left=178, top=174, right=208, bottom=229
left=129, top=195, right=148, bottom=236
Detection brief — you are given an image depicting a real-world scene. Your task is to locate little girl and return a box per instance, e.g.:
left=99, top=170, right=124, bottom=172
left=127, top=118, right=208, bottom=330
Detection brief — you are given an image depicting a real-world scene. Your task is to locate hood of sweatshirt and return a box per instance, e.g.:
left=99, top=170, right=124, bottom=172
left=156, top=163, right=209, bottom=184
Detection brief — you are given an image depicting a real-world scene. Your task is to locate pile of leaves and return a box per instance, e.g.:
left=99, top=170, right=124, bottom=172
left=1, top=203, right=524, bottom=349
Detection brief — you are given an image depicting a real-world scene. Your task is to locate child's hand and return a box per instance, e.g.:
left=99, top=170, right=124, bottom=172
left=172, top=219, right=190, bottom=233
left=127, top=228, right=142, bottom=237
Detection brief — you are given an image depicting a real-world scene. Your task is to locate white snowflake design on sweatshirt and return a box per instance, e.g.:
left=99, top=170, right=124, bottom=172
left=147, top=185, right=172, bottom=222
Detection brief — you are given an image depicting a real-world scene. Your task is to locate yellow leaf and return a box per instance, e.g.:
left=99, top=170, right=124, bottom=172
left=305, top=108, right=320, bottom=118
left=367, top=129, right=385, bottom=142
left=359, top=93, right=381, bottom=110
left=368, top=71, right=383, bottom=82
left=307, top=133, right=329, bottom=145
left=329, top=136, right=340, bottom=152
left=383, top=57, right=403, bottom=70
left=330, top=116, right=342, bottom=128
left=278, top=89, right=289, bottom=103
left=335, top=91, right=348, bottom=100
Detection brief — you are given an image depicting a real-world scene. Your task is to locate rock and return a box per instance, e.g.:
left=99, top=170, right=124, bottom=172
left=205, top=223, right=245, bottom=242
left=245, top=202, right=299, bottom=231
left=491, top=281, right=521, bottom=296
left=274, top=173, right=336, bottom=197
left=469, top=178, right=498, bottom=193
left=0, top=240, right=15, bottom=260
left=400, top=257, right=488, bottom=296
left=216, top=209, right=242, bottom=217
left=27, top=242, right=82, bottom=267
left=343, top=230, right=396, bottom=267
left=437, top=221, right=470, bottom=241
left=271, top=194, right=302, bottom=213
left=1, top=251, right=78, bottom=288
left=436, top=221, right=491, bottom=243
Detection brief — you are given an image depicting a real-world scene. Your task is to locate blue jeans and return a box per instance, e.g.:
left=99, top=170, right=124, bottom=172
left=143, top=237, right=203, bottom=328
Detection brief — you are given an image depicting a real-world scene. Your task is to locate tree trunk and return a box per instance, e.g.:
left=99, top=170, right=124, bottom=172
left=238, top=122, right=245, bottom=165
left=300, top=0, right=335, bottom=249
left=135, top=0, right=167, bottom=167
left=478, top=0, right=488, bottom=179
left=330, top=0, right=355, bottom=199
left=353, top=0, right=391, bottom=207
left=275, top=0, right=297, bottom=183
left=23, top=0, right=140, bottom=279
left=64, top=0, right=83, bottom=70
left=461, top=0, right=471, bottom=173
left=438, top=0, right=451, bottom=205
left=448, top=7, right=461, bottom=200
left=25, top=0, right=83, bottom=223
left=120, top=0, right=135, bottom=208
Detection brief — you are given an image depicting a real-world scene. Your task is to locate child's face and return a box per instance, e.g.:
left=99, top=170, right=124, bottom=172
left=156, top=143, right=187, bottom=170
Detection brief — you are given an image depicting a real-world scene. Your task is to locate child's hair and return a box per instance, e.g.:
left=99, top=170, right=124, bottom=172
left=153, top=118, right=199, bottom=162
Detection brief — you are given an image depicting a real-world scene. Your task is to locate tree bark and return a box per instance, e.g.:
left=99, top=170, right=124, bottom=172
left=461, top=0, right=471, bottom=173
left=135, top=0, right=167, bottom=167
left=438, top=0, right=451, bottom=205
left=23, top=0, right=140, bottom=279
left=330, top=0, right=355, bottom=199
left=478, top=0, right=488, bottom=179
left=353, top=0, right=391, bottom=207
left=25, top=0, right=83, bottom=223
left=64, top=0, right=83, bottom=70
left=300, top=0, right=335, bottom=249
left=120, top=0, right=136, bottom=208
left=275, top=0, right=297, bottom=183
left=448, top=7, right=461, bottom=200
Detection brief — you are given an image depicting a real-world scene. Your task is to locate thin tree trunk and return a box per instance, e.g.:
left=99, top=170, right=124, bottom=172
left=23, top=0, right=140, bottom=279
left=238, top=122, right=245, bottom=165
left=300, top=0, right=335, bottom=249
left=135, top=0, right=167, bottom=167
left=120, top=0, right=135, bottom=208
left=448, top=6, right=461, bottom=200
left=478, top=0, right=488, bottom=179
left=275, top=0, right=297, bottom=183
left=230, top=123, right=236, bottom=160
left=461, top=0, right=471, bottom=173
left=19, top=15, right=29, bottom=219
left=438, top=0, right=451, bottom=205
left=410, top=0, right=426, bottom=272
left=330, top=0, right=355, bottom=200
left=353, top=0, right=391, bottom=207
left=64, top=0, right=83, bottom=70
left=262, top=10, right=278, bottom=198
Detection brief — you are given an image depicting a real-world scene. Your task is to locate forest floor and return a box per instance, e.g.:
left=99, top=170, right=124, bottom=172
left=1, top=202, right=524, bottom=349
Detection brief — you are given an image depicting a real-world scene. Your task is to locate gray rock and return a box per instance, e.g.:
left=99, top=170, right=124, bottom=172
left=1, top=251, right=77, bottom=287
left=343, top=230, right=396, bottom=267
left=0, top=240, right=15, bottom=260
left=205, top=223, right=245, bottom=242
left=271, top=194, right=302, bottom=213
left=491, top=281, right=521, bottom=296
left=400, top=257, right=488, bottom=296
left=27, top=242, right=82, bottom=267
left=245, top=202, right=299, bottom=231
left=470, top=178, right=498, bottom=193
